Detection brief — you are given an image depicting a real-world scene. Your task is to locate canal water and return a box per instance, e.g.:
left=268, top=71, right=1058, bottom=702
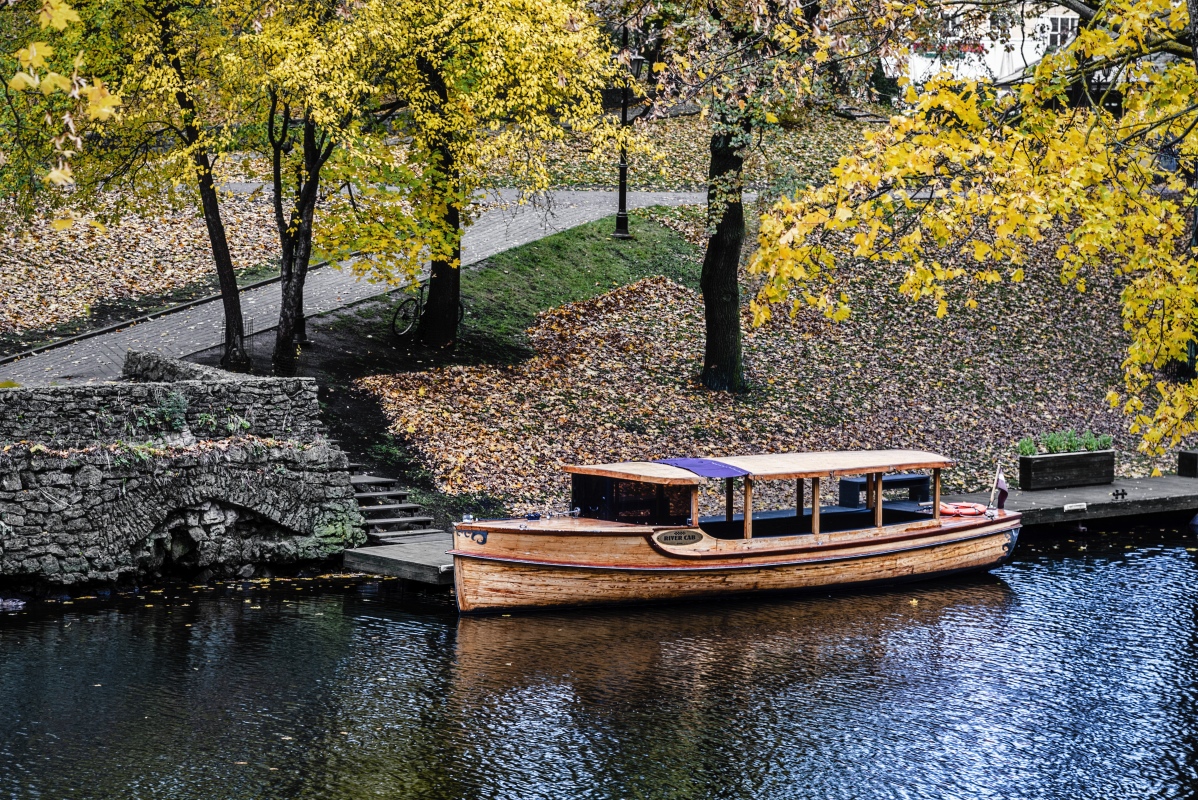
left=3, top=526, right=1198, bottom=799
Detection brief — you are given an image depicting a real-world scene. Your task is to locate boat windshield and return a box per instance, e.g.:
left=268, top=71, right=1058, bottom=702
left=571, top=475, right=693, bottom=526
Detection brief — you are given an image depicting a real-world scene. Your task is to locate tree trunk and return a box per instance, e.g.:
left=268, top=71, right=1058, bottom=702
left=271, top=115, right=325, bottom=376
left=700, top=129, right=747, bottom=392
left=272, top=205, right=316, bottom=375
left=420, top=147, right=462, bottom=349
left=153, top=0, right=248, bottom=373
left=196, top=155, right=250, bottom=372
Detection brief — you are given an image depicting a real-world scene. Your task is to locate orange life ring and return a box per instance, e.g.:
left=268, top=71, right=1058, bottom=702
left=939, top=502, right=987, bottom=516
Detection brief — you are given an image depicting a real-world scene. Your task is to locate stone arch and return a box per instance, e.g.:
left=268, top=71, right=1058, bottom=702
left=132, top=498, right=305, bottom=579
left=93, top=452, right=361, bottom=582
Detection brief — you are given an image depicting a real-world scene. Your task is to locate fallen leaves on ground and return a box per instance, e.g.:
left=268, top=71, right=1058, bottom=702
left=360, top=231, right=1168, bottom=516
left=0, top=194, right=278, bottom=335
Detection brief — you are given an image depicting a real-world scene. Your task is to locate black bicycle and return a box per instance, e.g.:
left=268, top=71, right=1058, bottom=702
left=390, top=282, right=465, bottom=339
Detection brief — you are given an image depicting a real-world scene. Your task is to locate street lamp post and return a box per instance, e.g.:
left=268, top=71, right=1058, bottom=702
left=613, top=26, right=644, bottom=240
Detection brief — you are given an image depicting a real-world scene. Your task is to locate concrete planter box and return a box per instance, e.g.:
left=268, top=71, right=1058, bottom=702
left=1018, top=450, right=1116, bottom=491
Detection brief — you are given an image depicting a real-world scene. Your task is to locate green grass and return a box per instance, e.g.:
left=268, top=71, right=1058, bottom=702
left=458, top=210, right=701, bottom=363
left=325, top=209, right=701, bottom=367
left=271, top=211, right=702, bottom=527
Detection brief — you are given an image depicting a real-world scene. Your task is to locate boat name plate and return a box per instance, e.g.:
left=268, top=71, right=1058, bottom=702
left=653, top=530, right=704, bottom=547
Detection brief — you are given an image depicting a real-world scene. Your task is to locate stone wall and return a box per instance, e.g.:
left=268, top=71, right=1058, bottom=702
left=0, top=440, right=363, bottom=585
left=122, top=351, right=233, bottom=383
left=0, top=353, right=364, bottom=585
left=0, top=352, right=322, bottom=447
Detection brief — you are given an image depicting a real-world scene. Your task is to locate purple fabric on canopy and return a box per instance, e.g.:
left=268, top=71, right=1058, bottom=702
left=655, top=458, right=750, bottom=479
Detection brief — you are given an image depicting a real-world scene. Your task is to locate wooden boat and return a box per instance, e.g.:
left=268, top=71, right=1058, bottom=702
left=451, top=450, right=1021, bottom=613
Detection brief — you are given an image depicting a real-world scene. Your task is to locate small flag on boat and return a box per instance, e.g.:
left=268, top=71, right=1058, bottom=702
left=991, top=467, right=1009, bottom=510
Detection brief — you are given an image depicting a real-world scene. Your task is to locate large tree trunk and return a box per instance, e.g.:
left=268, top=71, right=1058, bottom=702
left=420, top=146, right=462, bottom=349
left=271, top=114, right=325, bottom=376
left=273, top=207, right=316, bottom=375
left=195, top=153, right=250, bottom=373
left=700, top=129, right=747, bottom=392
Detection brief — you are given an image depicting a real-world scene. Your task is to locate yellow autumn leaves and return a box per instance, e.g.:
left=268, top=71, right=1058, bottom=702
left=750, top=0, right=1198, bottom=453
left=5, top=0, right=121, bottom=186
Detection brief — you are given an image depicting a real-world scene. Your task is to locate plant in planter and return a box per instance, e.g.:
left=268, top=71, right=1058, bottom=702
left=1017, top=429, right=1115, bottom=491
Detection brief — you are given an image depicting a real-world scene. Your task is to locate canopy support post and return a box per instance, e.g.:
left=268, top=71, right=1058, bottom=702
left=874, top=472, right=884, bottom=528
left=933, top=468, right=941, bottom=521
left=725, top=479, right=734, bottom=522
left=689, top=487, right=700, bottom=527
left=865, top=473, right=874, bottom=510
left=743, top=477, right=754, bottom=539
left=811, top=477, right=821, bottom=536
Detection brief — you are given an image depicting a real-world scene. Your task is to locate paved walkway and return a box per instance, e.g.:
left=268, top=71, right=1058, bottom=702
left=0, top=190, right=706, bottom=385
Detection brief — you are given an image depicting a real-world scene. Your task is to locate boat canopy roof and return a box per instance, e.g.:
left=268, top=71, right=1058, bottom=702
left=563, top=449, right=953, bottom=485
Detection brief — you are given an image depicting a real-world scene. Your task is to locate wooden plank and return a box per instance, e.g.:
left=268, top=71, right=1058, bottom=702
left=744, top=477, right=754, bottom=539
left=564, top=451, right=955, bottom=485
left=811, top=477, right=821, bottom=535
left=710, top=450, right=954, bottom=481
left=344, top=536, right=454, bottom=585
left=563, top=461, right=704, bottom=485
left=933, top=468, right=941, bottom=521
left=945, top=475, right=1198, bottom=527
left=874, top=473, right=884, bottom=527
left=451, top=511, right=1014, bottom=569
left=726, top=478, right=734, bottom=522
left=690, top=487, right=700, bottom=527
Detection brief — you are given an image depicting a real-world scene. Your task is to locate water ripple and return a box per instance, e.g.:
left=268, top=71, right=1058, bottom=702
left=2, top=539, right=1198, bottom=799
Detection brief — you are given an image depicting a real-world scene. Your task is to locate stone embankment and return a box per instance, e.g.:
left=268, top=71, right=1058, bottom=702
left=0, top=353, right=364, bottom=585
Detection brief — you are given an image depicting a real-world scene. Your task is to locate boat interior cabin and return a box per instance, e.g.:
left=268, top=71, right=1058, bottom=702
left=566, top=450, right=954, bottom=540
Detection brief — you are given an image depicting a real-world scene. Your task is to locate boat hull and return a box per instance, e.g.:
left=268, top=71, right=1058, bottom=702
left=453, top=524, right=1019, bottom=613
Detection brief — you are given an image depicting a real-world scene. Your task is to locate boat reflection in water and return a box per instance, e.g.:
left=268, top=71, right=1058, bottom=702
left=449, top=577, right=1018, bottom=797
left=452, top=575, right=1016, bottom=708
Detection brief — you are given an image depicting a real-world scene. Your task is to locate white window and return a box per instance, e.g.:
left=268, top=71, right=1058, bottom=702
left=1047, top=16, right=1078, bottom=49
left=942, top=11, right=962, bottom=39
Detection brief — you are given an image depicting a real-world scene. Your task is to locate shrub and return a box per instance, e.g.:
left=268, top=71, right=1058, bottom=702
left=159, top=392, right=189, bottom=432
left=1022, top=429, right=1114, bottom=455
left=1039, top=431, right=1067, bottom=454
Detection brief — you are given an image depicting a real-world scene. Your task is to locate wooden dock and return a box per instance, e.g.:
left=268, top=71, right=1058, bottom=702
left=343, top=533, right=454, bottom=585
left=342, top=475, right=1198, bottom=586
left=946, top=474, right=1198, bottom=527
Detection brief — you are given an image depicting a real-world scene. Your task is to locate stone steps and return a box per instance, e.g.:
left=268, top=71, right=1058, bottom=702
left=353, top=489, right=411, bottom=501
left=366, top=528, right=446, bottom=544
left=363, top=515, right=435, bottom=529
left=359, top=502, right=422, bottom=515
left=350, top=474, right=399, bottom=487
left=348, top=468, right=444, bottom=548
